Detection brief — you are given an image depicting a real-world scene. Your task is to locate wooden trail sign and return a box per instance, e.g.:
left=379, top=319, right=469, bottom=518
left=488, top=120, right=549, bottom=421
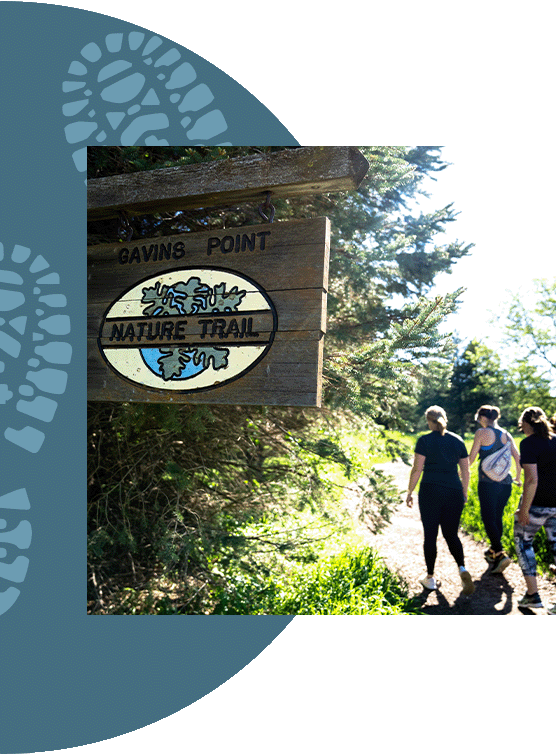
left=88, top=217, right=330, bottom=407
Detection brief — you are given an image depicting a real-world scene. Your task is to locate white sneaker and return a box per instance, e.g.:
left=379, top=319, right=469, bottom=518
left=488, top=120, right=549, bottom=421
left=420, top=576, right=438, bottom=590
left=460, top=568, right=475, bottom=596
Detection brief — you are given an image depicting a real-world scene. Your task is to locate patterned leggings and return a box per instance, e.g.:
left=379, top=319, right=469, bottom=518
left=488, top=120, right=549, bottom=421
left=514, top=507, right=556, bottom=577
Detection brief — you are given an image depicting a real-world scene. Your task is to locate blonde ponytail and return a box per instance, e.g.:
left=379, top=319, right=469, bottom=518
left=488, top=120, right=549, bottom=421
left=425, top=405, right=448, bottom=435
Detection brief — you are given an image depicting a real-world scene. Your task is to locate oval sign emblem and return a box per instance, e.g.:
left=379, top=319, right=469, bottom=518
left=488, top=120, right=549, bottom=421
left=98, top=267, right=278, bottom=393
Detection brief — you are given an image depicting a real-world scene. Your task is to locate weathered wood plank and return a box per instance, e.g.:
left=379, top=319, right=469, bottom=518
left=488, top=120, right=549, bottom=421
left=87, top=146, right=369, bottom=220
left=87, top=332, right=324, bottom=406
left=88, top=218, right=330, bottom=295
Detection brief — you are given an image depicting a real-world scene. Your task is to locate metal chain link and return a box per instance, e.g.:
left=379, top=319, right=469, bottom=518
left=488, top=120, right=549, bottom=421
left=258, top=191, right=275, bottom=223
left=117, top=211, right=134, bottom=241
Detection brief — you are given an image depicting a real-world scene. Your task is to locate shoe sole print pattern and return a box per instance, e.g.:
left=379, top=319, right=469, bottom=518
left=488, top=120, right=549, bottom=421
left=0, top=242, right=71, bottom=616
left=62, top=32, right=231, bottom=178
left=1, top=243, right=72, bottom=454
left=0, top=489, right=31, bottom=617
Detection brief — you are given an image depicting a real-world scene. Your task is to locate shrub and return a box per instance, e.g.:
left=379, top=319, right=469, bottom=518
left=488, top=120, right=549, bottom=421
left=212, top=546, right=422, bottom=615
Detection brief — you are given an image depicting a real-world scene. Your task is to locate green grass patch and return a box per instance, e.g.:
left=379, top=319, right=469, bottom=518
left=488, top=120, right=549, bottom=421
left=212, top=545, right=422, bottom=615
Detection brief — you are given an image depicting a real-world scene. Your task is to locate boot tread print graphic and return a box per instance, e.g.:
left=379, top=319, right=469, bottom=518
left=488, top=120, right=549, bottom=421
left=0, top=488, right=31, bottom=617
left=62, top=32, right=231, bottom=176
left=0, top=243, right=72, bottom=454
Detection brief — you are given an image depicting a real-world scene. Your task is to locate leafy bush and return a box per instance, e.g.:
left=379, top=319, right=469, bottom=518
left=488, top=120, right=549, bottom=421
left=87, top=403, right=404, bottom=614
left=212, top=546, right=422, bottom=615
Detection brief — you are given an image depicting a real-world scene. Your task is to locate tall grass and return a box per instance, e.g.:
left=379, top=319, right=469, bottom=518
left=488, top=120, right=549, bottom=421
left=212, top=545, right=422, bottom=615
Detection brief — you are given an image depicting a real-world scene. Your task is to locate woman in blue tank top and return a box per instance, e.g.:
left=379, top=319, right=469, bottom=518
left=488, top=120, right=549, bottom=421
left=469, top=405, right=521, bottom=574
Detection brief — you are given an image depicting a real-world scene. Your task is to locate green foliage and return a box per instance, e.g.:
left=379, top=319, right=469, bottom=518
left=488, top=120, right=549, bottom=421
left=418, top=278, right=556, bottom=437
left=326, top=290, right=464, bottom=418
left=413, top=337, right=555, bottom=436
left=500, top=277, right=556, bottom=373
left=87, top=401, right=406, bottom=613
left=503, top=362, right=555, bottom=426
left=445, top=339, right=511, bottom=435
left=87, top=146, right=286, bottom=179
left=212, top=546, right=422, bottom=615
left=317, top=148, right=472, bottom=422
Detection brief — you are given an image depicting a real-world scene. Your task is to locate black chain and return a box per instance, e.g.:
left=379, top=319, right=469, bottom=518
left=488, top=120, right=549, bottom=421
left=258, top=191, right=275, bottom=223
left=118, top=211, right=134, bottom=241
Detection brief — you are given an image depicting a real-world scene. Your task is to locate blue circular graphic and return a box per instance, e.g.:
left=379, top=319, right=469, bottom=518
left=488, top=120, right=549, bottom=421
left=0, top=3, right=298, bottom=752
left=141, top=347, right=206, bottom=379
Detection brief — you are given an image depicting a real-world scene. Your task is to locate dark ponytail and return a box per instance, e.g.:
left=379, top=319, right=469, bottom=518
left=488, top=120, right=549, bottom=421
left=474, top=404, right=500, bottom=422
left=519, top=406, right=552, bottom=440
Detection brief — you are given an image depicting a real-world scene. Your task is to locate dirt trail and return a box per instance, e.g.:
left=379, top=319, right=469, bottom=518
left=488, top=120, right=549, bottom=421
left=356, top=460, right=556, bottom=615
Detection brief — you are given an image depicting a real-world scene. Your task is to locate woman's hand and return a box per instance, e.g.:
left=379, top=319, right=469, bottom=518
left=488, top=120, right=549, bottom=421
left=513, top=477, right=522, bottom=486
left=516, top=507, right=530, bottom=526
left=406, top=491, right=414, bottom=507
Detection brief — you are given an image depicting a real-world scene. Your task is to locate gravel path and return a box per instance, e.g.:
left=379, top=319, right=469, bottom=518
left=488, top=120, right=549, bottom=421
left=355, top=460, right=556, bottom=615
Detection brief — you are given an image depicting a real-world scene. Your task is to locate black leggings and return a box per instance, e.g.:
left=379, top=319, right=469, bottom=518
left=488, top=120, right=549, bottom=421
left=478, top=480, right=512, bottom=553
left=418, top=482, right=465, bottom=574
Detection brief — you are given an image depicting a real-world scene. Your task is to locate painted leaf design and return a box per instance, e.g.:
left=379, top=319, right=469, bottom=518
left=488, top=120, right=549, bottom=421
left=211, top=283, right=246, bottom=311
left=193, top=347, right=229, bottom=371
left=141, top=283, right=181, bottom=316
left=172, top=278, right=211, bottom=314
left=157, top=348, right=192, bottom=380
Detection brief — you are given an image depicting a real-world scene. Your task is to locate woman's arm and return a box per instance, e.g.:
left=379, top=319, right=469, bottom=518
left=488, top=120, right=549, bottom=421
left=406, top=453, right=425, bottom=507
left=458, top=457, right=470, bottom=501
left=468, top=430, right=484, bottom=466
left=518, top=463, right=538, bottom=525
left=508, top=434, right=522, bottom=485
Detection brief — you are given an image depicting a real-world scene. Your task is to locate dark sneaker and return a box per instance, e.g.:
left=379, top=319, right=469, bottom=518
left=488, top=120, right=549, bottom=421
left=484, top=548, right=496, bottom=563
left=491, top=552, right=511, bottom=574
left=518, top=592, right=544, bottom=609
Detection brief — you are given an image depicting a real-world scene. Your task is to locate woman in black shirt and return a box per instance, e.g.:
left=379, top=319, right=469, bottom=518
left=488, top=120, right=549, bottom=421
left=406, top=405, right=474, bottom=596
left=514, top=406, right=556, bottom=611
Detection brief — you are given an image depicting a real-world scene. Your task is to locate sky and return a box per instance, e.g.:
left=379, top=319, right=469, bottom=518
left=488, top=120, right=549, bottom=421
left=417, top=144, right=554, bottom=356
